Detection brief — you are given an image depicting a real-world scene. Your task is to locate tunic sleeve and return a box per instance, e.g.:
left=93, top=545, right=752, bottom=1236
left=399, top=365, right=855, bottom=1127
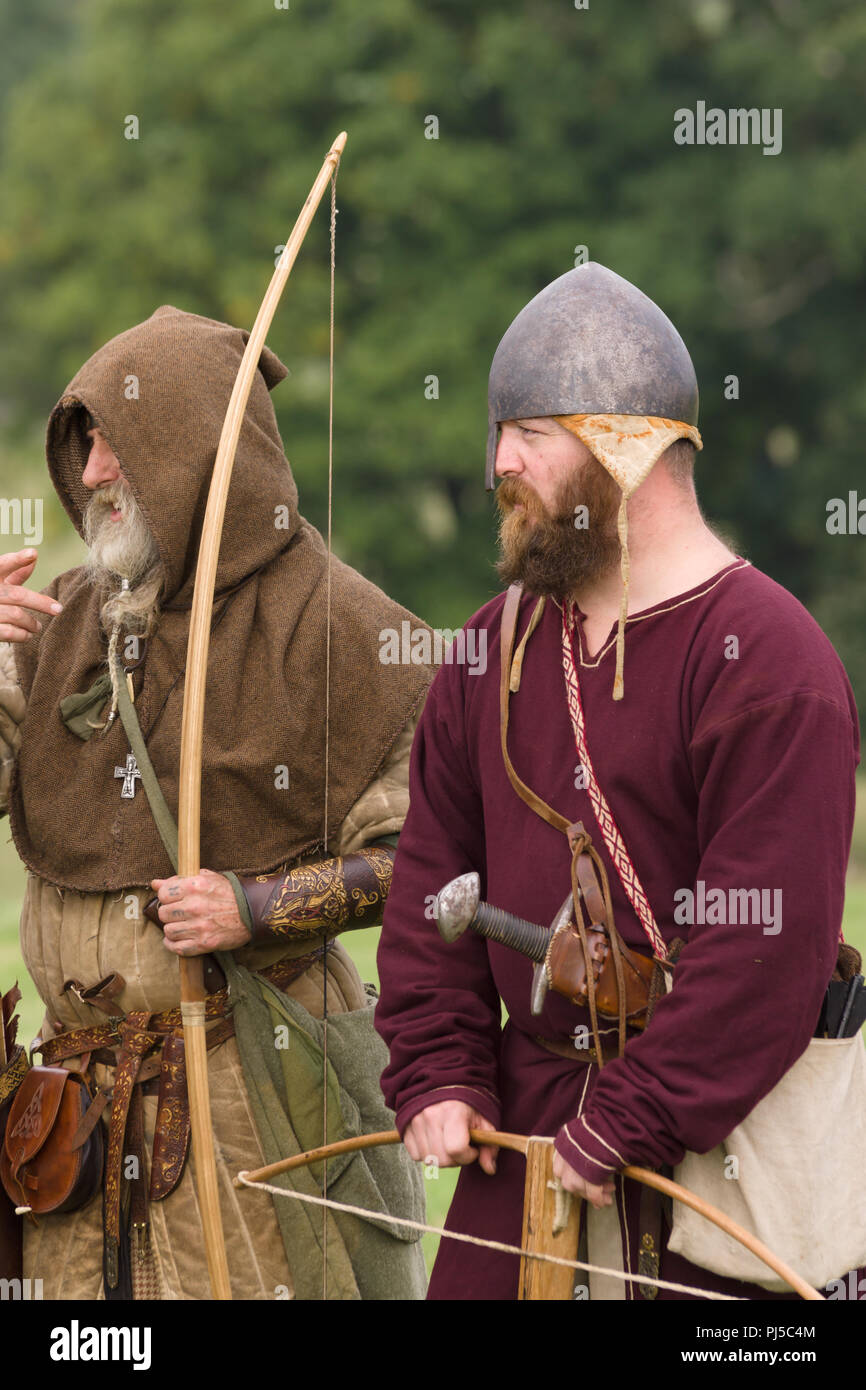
left=555, top=688, right=859, bottom=1182
left=332, top=710, right=420, bottom=857
left=375, top=665, right=503, bottom=1133
left=0, top=641, right=26, bottom=815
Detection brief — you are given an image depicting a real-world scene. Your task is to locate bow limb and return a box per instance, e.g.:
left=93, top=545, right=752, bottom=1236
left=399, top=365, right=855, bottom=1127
left=621, top=1165, right=823, bottom=1301
left=177, top=132, right=348, bottom=1302
left=235, top=1129, right=823, bottom=1301
left=235, top=1127, right=530, bottom=1187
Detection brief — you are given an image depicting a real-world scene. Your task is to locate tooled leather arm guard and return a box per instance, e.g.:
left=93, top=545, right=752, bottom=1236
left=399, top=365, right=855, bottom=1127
left=142, top=843, right=396, bottom=944
left=237, top=843, right=396, bottom=946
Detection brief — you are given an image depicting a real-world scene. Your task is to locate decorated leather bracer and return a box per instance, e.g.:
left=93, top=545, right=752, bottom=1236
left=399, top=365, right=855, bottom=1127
left=237, top=842, right=396, bottom=946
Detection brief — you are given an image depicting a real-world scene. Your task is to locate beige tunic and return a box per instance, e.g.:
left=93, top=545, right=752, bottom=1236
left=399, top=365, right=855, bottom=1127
left=0, top=641, right=418, bottom=1299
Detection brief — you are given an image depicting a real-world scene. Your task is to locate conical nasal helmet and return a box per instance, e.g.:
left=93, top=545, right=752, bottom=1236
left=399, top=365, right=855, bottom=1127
left=485, top=262, right=699, bottom=488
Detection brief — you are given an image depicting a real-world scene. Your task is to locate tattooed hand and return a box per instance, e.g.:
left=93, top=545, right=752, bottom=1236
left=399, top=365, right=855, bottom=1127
left=150, top=868, right=252, bottom=954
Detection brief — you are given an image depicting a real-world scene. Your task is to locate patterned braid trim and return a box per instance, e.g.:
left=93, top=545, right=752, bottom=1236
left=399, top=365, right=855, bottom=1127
left=560, top=606, right=667, bottom=961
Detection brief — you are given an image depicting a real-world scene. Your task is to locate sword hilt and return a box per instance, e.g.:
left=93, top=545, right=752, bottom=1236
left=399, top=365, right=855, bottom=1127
left=435, top=873, right=549, bottom=962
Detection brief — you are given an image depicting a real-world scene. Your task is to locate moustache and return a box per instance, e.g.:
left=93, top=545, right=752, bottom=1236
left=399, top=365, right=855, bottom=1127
left=496, top=475, right=579, bottom=527
left=495, top=477, right=548, bottom=521
left=90, top=480, right=132, bottom=511
left=84, top=482, right=141, bottom=543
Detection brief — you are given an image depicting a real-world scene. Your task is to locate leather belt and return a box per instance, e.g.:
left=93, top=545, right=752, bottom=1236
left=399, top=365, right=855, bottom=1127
left=535, top=1033, right=624, bottom=1067
left=38, top=946, right=325, bottom=1290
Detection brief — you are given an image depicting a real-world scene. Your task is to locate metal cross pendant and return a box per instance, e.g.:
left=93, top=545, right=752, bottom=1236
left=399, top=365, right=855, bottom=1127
left=114, top=752, right=142, bottom=799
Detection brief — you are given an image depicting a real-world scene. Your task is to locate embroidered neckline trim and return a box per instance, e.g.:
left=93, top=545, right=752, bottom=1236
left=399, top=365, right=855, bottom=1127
left=574, top=559, right=751, bottom=670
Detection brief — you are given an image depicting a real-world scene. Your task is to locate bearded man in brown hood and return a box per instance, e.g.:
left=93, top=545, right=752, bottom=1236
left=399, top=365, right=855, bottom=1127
left=0, top=305, right=432, bottom=1300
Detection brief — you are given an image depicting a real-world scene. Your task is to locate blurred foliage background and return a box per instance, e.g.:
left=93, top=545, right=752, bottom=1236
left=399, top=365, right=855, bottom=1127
left=0, top=0, right=864, bottom=666
left=0, top=0, right=864, bottom=1258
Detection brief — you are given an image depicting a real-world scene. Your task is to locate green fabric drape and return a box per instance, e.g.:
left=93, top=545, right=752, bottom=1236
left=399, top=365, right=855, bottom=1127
left=219, top=952, right=427, bottom=1301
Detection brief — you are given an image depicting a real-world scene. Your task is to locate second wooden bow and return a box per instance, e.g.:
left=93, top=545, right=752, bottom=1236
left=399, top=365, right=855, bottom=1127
left=235, top=1127, right=824, bottom=1302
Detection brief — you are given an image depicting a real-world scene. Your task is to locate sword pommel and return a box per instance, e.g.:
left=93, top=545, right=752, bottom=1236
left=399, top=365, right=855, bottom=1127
left=435, top=872, right=481, bottom=943
left=435, top=874, right=550, bottom=962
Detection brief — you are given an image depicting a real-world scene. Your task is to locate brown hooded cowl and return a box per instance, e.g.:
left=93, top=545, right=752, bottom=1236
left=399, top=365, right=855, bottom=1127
left=10, top=306, right=434, bottom=891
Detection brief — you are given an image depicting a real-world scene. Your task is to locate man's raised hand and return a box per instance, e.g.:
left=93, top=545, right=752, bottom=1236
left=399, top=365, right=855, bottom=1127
left=402, top=1100, right=499, bottom=1176
left=0, top=550, right=62, bottom=642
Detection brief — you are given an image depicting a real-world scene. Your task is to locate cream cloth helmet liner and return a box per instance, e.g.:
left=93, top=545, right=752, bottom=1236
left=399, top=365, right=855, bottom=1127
left=556, top=414, right=703, bottom=700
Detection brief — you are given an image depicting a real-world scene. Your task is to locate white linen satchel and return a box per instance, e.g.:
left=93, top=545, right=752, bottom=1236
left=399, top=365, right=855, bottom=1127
left=666, top=1031, right=866, bottom=1291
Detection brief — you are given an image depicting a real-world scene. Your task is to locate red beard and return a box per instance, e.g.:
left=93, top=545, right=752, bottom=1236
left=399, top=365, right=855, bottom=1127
left=495, top=457, right=622, bottom=600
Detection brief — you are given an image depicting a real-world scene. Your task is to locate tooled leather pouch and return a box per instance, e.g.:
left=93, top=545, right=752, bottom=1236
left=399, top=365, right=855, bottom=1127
left=546, top=923, right=655, bottom=1027
left=0, top=1066, right=104, bottom=1216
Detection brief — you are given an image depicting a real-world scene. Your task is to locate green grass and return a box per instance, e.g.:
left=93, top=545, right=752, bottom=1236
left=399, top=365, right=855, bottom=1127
left=3, top=785, right=865, bottom=1278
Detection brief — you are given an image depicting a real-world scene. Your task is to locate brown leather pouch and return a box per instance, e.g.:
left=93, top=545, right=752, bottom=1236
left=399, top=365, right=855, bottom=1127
left=546, top=923, right=655, bottom=1028
left=0, top=1066, right=104, bottom=1217
left=0, top=1041, right=28, bottom=1279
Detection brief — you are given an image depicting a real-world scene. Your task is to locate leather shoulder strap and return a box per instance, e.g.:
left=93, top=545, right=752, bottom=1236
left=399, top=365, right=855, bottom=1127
left=499, top=584, right=570, bottom=836
left=112, top=654, right=179, bottom=872
left=114, top=656, right=253, bottom=928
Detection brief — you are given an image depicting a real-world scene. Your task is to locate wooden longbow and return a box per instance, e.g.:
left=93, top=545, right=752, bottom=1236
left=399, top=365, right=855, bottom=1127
left=177, top=132, right=347, bottom=1301
left=235, top=1128, right=824, bottom=1302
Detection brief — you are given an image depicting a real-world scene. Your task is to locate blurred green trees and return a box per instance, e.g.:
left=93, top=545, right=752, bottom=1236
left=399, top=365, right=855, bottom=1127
left=0, top=0, right=863, bottom=705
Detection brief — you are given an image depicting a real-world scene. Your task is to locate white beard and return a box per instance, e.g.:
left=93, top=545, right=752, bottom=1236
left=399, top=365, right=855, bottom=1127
left=83, top=482, right=164, bottom=637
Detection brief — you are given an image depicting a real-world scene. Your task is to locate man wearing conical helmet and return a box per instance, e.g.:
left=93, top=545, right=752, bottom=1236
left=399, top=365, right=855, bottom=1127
left=376, top=262, right=862, bottom=1300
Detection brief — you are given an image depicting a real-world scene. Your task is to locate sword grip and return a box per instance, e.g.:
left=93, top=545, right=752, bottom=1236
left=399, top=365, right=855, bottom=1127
left=471, top=903, right=549, bottom=963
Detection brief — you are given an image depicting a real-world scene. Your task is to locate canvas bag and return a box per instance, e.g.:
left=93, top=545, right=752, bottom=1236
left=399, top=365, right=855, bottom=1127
left=553, top=599, right=866, bottom=1291
left=666, top=1030, right=866, bottom=1290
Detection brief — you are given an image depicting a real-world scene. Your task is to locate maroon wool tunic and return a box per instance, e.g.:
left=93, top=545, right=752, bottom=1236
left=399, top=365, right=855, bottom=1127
left=375, top=559, right=861, bottom=1300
